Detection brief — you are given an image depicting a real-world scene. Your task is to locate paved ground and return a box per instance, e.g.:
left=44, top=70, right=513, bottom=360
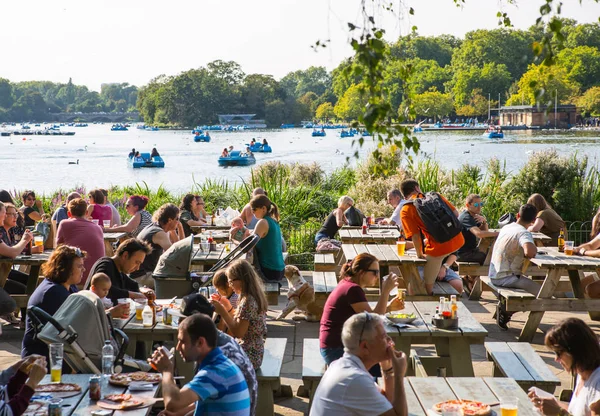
left=2, top=280, right=599, bottom=416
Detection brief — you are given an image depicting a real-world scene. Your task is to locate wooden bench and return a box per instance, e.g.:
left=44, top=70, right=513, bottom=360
left=410, top=349, right=428, bottom=377
left=478, top=276, right=536, bottom=312
left=314, top=253, right=336, bottom=272
left=485, top=342, right=561, bottom=394
left=265, top=282, right=280, bottom=306
left=312, top=272, right=338, bottom=305
left=256, top=338, right=287, bottom=416
left=302, top=338, right=327, bottom=412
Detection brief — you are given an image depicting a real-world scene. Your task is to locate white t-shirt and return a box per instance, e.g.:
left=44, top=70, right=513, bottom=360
left=569, top=367, right=600, bottom=416
left=310, top=353, right=393, bottom=416
left=489, top=223, right=534, bottom=280
left=390, top=203, right=403, bottom=226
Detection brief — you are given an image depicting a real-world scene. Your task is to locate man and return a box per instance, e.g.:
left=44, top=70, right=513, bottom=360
left=311, top=312, right=408, bottom=416
left=87, top=238, right=152, bottom=305
left=400, top=179, right=464, bottom=295
left=130, top=203, right=180, bottom=289
left=457, top=194, right=498, bottom=265
left=489, top=204, right=541, bottom=330
left=575, top=234, right=600, bottom=298
left=100, top=189, right=121, bottom=226
left=56, top=198, right=105, bottom=287
left=51, top=192, right=81, bottom=230
left=150, top=313, right=251, bottom=416
left=379, top=189, right=403, bottom=227
left=173, top=293, right=258, bottom=415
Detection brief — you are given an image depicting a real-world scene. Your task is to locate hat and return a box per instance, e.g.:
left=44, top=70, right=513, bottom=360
left=180, top=293, right=215, bottom=317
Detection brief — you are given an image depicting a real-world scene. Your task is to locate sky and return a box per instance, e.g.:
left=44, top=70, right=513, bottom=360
left=0, top=0, right=598, bottom=91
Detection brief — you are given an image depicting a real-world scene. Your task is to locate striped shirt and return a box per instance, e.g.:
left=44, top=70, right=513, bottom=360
left=187, top=347, right=250, bottom=416
left=131, top=210, right=152, bottom=238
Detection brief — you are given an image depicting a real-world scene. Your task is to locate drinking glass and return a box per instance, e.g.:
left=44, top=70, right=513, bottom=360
left=441, top=403, right=463, bottom=416
left=500, top=398, right=518, bottom=416
left=397, top=241, right=406, bottom=256
left=117, top=298, right=130, bottom=319
left=92, top=219, right=99, bottom=226
left=565, top=241, right=574, bottom=256
left=34, top=236, right=44, bottom=247
left=49, top=343, right=63, bottom=383
left=135, top=299, right=147, bottom=320
left=201, top=241, right=210, bottom=252
left=103, top=220, right=111, bottom=228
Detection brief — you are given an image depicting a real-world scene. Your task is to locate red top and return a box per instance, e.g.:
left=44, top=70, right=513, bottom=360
left=90, top=204, right=112, bottom=224
left=319, top=278, right=367, bottom=349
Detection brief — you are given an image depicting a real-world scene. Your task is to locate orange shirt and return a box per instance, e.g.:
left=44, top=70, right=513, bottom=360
left=400, top=193, right=465, bottom=257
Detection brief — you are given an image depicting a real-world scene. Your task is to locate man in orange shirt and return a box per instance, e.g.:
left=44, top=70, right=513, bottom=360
left=400, top=179, right=465, bottom=295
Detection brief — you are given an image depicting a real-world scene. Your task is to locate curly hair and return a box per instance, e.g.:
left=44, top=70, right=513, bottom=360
left=42, top=245, right=87, bottom=284
left=21, top=190, right=35, bottom=202
left=340, top=253, right=378, bottom=284
left=226, top=259, right=267, bottom=314
left=180, top=194, right=197, bottom=215
left=153, top=203, right=179, bottom=226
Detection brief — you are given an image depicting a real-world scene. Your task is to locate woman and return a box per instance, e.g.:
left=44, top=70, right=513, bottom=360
left=0, top=356, right=47, bottom=416
left=150, top=148, right=160, bottom=158
left=193, top=196, right=208, bottom=223
left=22, top=245, right=85, bottom=359
left=314, top=196, right=353, bottom=245
left=319, top=253, right=400, bottom=365
left=250, top=195, right=285, bottom=282
left=210, top=259, right=267, bottom=370
left=179, top=194, right=206, bottom=237
left=527, top=193, right=565, bottom=246
left=19, top=191, right=44, bottom=228
left=110, top=195, right=152, bottom=238
left=240, top=188, right=266, bottom=229
left=86, top=189, right=112, bottom=226
left=221, top=148, right=229, bottom=158
left=0, top=191, right=24, bottom=243
left=529, top=318, right=600, bottom=416
left=574, top=209, right=600, bottom=298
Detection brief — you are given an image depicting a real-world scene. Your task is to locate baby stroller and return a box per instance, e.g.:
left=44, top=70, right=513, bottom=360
left=28, top=290, right=149, bottom=374
left=153, top=234, right=260, bottom=298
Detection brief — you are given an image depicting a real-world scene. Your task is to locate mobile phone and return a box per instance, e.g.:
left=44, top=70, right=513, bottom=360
left=92, top=410, right=112, bottom=416
left=529, top=386, right=554, bottom=399
left=537, top=250, right=547, bottom=255
left=19, top=255, right=32, bottom=259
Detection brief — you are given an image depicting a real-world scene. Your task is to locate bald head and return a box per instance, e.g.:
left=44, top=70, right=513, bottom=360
left=67, top=192, right=81, bottom=202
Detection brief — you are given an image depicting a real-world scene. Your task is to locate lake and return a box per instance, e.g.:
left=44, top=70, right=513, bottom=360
left=1, top=124, right=600, bottom=194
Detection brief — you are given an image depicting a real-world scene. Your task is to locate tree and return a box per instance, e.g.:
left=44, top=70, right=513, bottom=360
left=315, top=102, right=335, bottom=121
left=390, top=34, right=461, bottom=67
left=507, top=63, right=580, bottom=105
left=557, top=46, right=600, bottom=91
left=410, top=90, right=454, bottom=120
left=450, top=63, right=512, bottom=107
left=565, top=23, right=600, bottom=50
left=334, top=84, right=366, bottom=121
left=0, top=78, right=13, bottom=109
left=241, top=74, right=281, bottom=119
left=207, top=60, right=245, bottom=85
left=577, top=86, right=600, bottom=116
left=406, top=59, right=451, bottom=95
left=455, top=89, right=490, bottom=116
left=297, top=92, right=318, bottom=116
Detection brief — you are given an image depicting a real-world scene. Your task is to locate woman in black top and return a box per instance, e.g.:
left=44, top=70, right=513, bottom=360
left=19, top=191, right=45, bottom=228
left=314, top=196, right=353, bottom=245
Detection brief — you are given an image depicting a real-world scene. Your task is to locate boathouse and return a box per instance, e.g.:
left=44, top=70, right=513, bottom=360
left=217, top=114, right=267, bottom=128
left=499, top=105, right=578, bottom=128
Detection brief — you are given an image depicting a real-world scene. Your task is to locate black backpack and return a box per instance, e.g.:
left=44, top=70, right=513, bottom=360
left=344, top=205, right=366, bottom=227
left=405, top=192, right=462, bottom=243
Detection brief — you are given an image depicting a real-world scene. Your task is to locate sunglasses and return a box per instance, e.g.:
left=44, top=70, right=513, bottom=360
left=5, top=212, right=18, bottom=217
left=359, top=312, right=371, bottom=343
left=228, top=278, right=240, bottom=285
left=367, top=269, right=380, bottom=276
left=472, top=202, right=485, bottom=207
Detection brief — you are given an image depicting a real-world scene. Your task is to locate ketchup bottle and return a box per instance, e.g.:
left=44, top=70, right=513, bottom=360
left=362, top=218, right=368, bottom=235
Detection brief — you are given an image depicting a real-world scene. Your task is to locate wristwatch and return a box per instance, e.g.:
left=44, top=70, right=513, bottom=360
left=580, top=248, right=587, bottom=256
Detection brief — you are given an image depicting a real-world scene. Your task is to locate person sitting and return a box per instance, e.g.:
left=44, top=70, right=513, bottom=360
left=100, top=189, right=121, bottom=227
left=110, top=195, right=153, bottom=238
left=250, top=195, right=285, bottom=282
left=315, top=196, right=352, bottom=246
left=150, top=148, right=160, bottom=158
left=149, top=313, right=251, bottom=415
left=51, top=192, right=81, bottom=232
left=379, top=189, right=404, bottom=227
left=19, top=191, right=45, bottom=228
left=489, top=204, right=541, bottom=330
left=130, top=203, right=180, bottom=289
left=1, top=202, right=36, bottom=289
left=319, top=253, right=400, bottom=365
left=88, top=238, right=152, bottom=305
left=457, top=194, right=498, bottom=265
left=210, top=259, right=268, bottom=370
left=0, top=356, right=48, bottom=416
left=245, top=146, right=253, bottom=157
left=229, top=217, right=250, bottom=244
left=262, top=139, right=268, bottom=146
left=221, top=148, right=229, bottom=158
left=179, top=194, right=205, bottom=237
left=250, top=138, right=256, bottom=146
left=529, top=318, right=600, bottom=416
left=134, top=151, right=142, bottom=160
left=193, top=196, right=209, bottom=225
left=128, top=148, right=136, bottom=158
left=228, top=145, right=234, bottom=152
left=89, top=272, right=114, bottom=309
left=574, top=207, right=600, bottom=298
left=22, top=246, right=85, bottom=359
left=86, top=189, right=112, bottom=226
left=419, top=253, right=463, bottom=293
left=311, top=312, right=408, bottom=416
left=240, top=188, right=266, bottom=230
left=212, top=269, right=239, bottom=310
left=526, top=193, right=565, bottom=246
left=56, top=198, right=105, bottom=288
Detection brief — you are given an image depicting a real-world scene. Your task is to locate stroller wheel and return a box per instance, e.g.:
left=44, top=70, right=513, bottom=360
left=192, top=282, right=200, bottom=291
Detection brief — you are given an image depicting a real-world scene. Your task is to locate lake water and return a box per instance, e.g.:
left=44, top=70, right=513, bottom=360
left=1, top=125, right=600, bottom=194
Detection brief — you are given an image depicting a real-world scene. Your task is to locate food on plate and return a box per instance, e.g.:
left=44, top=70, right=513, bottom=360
left=98, top=398, right=144, bottom=410
left=433, top=399, right=492, bottom=416
left=104, top=393, right=132, bottom=402
left=35, top=383, right=82, bottom=392
left=23, top=402, right=46, bottom=416
left=387, top=312, right=416, bottom=319
left=109, top=372, right=161, bottom=386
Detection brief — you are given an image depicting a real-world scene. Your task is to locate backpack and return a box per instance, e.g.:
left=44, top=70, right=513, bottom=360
left=405, top=192, right=462, bottom=243
left=344, top=206, right=365, bottom=227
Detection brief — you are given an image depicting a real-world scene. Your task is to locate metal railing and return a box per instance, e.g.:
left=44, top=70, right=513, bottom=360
left=566, top=221, right=592, bottom=246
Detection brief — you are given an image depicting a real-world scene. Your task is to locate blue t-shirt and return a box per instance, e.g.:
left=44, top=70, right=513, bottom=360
left=51, top=206, right=69, bottom=227
left=186, top=347, right=250, bottom=416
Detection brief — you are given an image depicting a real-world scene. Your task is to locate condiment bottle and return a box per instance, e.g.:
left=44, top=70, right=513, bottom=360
left=450, top=295, right=458, bottom=319
left=208, top=232, right=216, bottom=251
left=557, top=228, right=565, bottom=253
left=370, top=213, right=375, bottom=225
left=142, top=304, right=153, bottom=327
left=362, top=218, right=368, bottom=235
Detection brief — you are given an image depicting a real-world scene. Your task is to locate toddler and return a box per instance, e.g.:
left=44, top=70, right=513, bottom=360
left=229, top=217, right=250, bottom=243
left=90, top=273, right=114, bottom=310
left=210, top=270, right=238, bottom=333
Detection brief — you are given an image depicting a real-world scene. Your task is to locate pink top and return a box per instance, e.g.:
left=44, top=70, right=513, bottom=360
left=90, top=205, right=112, bottom=225
left=56, top=217, right=105, bottom=285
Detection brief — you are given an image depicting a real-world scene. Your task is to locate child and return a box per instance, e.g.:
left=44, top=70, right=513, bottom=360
left=210, top=270, right=238, bottom=333
left=229, top=217, right=250, bottom=244
left=90, top=273, right=114, bottom=310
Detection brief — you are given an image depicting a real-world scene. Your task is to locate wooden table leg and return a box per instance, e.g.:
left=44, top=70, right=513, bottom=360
left=256, top=380, right=275, bottom=416
left=447, top=338, right=475, bottom=377
left=519, top=268, right=561, bottom=342
left=468, top=276, right=482, bottom=300
left=585, top=269, right=600, bottom=321
left=394, top=336, right=414, bottom=376
left=26, top=265, right=41, bottom=294
left=0, top=263, right=11, bottom=288
left=399, top=264, right=426, bottom=295
left=104, top=241, right=115, bottom=257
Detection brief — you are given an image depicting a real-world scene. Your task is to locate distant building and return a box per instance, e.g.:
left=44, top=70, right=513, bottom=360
left=499, top=105, right=578, bottom=128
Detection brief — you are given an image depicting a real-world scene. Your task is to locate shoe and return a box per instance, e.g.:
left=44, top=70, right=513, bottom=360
left=496, top=302, right=511, bottom=331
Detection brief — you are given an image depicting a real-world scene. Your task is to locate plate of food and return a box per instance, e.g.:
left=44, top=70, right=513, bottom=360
left=433, top=399, right=493, bottom=416
left=385, top=312, right=417, bottom=324
left=109, top=372, right=161, bottom=387
left=23, top=401, right=47, bottom=416
left=98, top=396, right=144, bottom=410
left=35, top=382, right=82, bottom=398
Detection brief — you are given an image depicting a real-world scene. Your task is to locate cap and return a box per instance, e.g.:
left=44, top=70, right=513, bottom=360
left=180, top=293, right=215, bottom=317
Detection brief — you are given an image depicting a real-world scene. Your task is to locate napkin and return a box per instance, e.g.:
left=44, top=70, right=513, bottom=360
left=129, top=381, right=154, bottom=391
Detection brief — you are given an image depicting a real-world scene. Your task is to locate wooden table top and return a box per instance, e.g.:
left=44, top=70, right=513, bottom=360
left=193, top=231, right=230, bottom=242
left=485, top=229, right=551, bottom=241
left=0, top=250, right=52, bottom=265
left=529, top=247, right=600, bottom=270
left=342, top=244, right=426, bottom=265
left=190, top=225, right=231, bottom=232
left=103, top=232, right=128, bottom=241
left=191, top=244, right=236, bottom=265
left=338, top=228, right=400, bottom=243
left=405, top=377, right=537, bottom=416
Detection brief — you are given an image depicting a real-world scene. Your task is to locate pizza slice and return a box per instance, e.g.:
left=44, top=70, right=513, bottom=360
left=35, top=383, right=82, bottom=392
left=104, top=393, right=132, bottom=402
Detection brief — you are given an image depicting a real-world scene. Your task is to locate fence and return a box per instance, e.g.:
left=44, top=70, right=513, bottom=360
left=566, top=221, right=593, bottom=246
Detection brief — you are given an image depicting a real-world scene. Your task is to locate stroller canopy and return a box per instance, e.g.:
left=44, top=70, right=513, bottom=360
left=154, top=235, right=194, bottom=279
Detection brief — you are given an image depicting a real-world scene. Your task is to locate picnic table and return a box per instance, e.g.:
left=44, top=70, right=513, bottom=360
left=190, top=225, right=231, bottom=233
left=376, top=301, right=487, bottom=377
left=193, top=231, right=230, bottom=243
left=190, top=244, right=236, bottom=270
left=103, top=232, right=128, bottom=256
left=405, top=376, right=538, bottom=416
left=513, top=247, right=600, bottom=342
left=338, top=228, right=400, bottom=244
left=0, top=250, right=52, bottom=294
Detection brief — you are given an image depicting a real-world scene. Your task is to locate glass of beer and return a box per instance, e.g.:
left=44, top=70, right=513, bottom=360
left=500, top=398, right=518, bottom=416
left=565, top=241, right=574, bottom=256
left=34, top=236, right=44, bottom=247
left=135, top=299, right=147, bottom=320
left=103, top=220, right=111, bottom=228
left=397, top=241, right=406, bottom=256
left=117, top=298, right=130, bottom=319
left=49, top=343, right=63, bottom=383
left=92, top=219, right=99, bottom=226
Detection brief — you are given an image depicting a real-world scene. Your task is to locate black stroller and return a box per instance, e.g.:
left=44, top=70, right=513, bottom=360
left=153, top=234, right=260, bottom=298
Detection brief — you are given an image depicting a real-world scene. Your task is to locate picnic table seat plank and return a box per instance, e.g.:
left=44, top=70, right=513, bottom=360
left=312, top=272, right=327, bottom=293
left=314, top=253, right=336, bottom=272
left=506, top=342, right=560, bottom=387
left=485, top=342, right=535, bottom=382
left=302, top=338, right=326, bottom=410
left=324, top=272, right=337, bottom=292
left=445, top=377, right=499, bottom=407
left=256, top=338, right=287, bottom=416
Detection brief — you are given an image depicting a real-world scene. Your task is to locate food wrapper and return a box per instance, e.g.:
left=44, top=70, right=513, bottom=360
left=128, top=381, right=154, bottom=391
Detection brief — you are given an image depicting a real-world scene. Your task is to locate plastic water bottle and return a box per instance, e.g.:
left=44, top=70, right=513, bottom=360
left=102, top=340, right=114, bottom=375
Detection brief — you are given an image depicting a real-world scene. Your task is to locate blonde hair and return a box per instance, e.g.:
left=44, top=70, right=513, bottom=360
left=90, top=273, right=111, bottom=287
left=527, top=193, right=550, bottom=212
left=338, top=195, right=354, bottom=209
left=226, top=259, right=268, bottom=314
